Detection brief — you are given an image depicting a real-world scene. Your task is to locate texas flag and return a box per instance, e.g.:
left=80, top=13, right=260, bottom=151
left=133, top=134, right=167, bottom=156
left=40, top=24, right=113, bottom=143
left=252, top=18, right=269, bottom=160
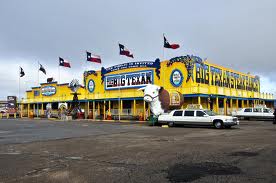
left=164, top=35, right=180, bottom=49
left=119, top=43, right=134, bottom=58
left=86, top=51, right=102, bottom=63
left=59, top=57, right=71, bottom=68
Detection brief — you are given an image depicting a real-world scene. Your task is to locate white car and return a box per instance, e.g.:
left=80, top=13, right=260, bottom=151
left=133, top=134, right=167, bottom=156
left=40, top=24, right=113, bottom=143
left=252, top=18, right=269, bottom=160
left=232, top=107, right=274, bottom=120
left=158, top=109, right=239, bottom=129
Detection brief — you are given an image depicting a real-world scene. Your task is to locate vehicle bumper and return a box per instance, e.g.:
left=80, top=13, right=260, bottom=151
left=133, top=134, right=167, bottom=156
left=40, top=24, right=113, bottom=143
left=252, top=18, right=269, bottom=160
left=224, top=121, right=239, bottom=126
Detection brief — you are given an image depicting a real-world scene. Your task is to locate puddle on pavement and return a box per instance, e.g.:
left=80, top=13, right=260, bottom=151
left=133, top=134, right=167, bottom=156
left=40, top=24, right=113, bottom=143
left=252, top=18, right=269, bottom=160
left=167, top=162, right=241, bottom=182
left=229, top=151, right=259, bottom=157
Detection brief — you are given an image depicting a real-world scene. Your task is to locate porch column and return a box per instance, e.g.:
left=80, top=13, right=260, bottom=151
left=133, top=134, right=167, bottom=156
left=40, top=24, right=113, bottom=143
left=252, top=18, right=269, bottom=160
left=103, top=101, right=106, bottom=120
left=133, top=99, right=136, bottom=116
left=241, top=100, right=244, bottom=108
left=108, top=100, right=111, bottom=113
left=230, top=98, right=233, bottom=114
left=120, top=100, right=123, bottom=114
left=216, top=97, right=219, bottom=113
left=223, top=98, right=227, bottom=115
left=198, top=96, right=201, bottom=105
left=97, top=102, right=100, bottom=118
left=207, top=98, right=210, bottom=110
left=93, top=101, right=95, bottom=120
left=143, top=101, right=146, bottom=121
left=41, top=103, right=44, bottom=116
left=247, top=100, right=249, bottom=107
left=236, top=99, right=239, bottom=111
left=27, top=103, right=30, bottom=118
left=20, top=103, right=23, bottom=118
left=87, top=101, right=90, bottom=119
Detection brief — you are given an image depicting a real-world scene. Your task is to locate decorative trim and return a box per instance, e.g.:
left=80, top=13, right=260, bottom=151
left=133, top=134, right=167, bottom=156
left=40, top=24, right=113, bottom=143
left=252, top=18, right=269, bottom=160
left=168, top=55, right=203, bottom=82
left=87, top=79, right=95, bottom=93
left=170, top=69, right=184, bottom=87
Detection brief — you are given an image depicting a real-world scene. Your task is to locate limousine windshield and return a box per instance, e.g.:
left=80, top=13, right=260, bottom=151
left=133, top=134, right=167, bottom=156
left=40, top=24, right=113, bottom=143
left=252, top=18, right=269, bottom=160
left=204, top=110, right=217, bottom=116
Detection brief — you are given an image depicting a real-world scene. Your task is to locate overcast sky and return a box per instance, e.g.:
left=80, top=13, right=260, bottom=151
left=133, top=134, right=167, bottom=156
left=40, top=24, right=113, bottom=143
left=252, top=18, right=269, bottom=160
left=0, top=0, right=276, bottom=100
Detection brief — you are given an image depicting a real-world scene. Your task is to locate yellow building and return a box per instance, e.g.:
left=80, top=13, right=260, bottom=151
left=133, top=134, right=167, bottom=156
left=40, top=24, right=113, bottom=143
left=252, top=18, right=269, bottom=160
left=21, top=55, right=275, bottom=120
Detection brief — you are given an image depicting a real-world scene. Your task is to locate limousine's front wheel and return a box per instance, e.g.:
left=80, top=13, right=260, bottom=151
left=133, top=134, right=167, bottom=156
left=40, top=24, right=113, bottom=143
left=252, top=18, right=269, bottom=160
left=168, top=122, right=175, bottom=127
left=213, top=120, right=223, bottom=129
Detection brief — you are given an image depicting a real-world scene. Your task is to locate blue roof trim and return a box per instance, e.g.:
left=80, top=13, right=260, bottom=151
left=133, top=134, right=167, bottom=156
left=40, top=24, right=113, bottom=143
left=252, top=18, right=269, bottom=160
left=40, top=82, right=58, bottom=85
left=31, top=87, right=40, bottom=89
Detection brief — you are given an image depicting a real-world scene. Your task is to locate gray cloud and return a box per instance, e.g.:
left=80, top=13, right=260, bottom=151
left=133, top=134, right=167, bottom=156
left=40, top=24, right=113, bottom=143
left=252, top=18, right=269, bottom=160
left=0, top=0, right=276, bottom=99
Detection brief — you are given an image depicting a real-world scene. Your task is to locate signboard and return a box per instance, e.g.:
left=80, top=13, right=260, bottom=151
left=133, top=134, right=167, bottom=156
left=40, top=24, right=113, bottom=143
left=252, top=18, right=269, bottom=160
left=7, top=96, right=16, bottom=109
left=170, top=69, right=183, bottom=87
left=41, top=86, right=56, bottom=96
left=105, top=70, right=154, bottom=90
left=101, top=59, right=161, bottom=83
left=170, top=92, right=182, bottom=106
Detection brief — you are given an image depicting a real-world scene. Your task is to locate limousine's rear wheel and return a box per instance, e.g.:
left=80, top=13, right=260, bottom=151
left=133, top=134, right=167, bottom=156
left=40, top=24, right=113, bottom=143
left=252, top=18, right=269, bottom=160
left=213, top=120, right=223, bottom=129
left=168, top=122, right=175, bottom=127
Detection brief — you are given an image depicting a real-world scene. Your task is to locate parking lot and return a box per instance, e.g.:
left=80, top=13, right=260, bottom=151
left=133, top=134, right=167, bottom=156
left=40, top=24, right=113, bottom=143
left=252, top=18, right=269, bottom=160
left=0, top=119, right=275, bottom=183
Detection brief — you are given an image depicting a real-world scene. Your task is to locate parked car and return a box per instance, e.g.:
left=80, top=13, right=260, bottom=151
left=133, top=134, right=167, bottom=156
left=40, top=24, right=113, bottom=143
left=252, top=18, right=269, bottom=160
left=232, top=107, right=274, bottom=120
left=0, top=108, right=7, bottom=113
left=158, top=108, right=239, bottom=129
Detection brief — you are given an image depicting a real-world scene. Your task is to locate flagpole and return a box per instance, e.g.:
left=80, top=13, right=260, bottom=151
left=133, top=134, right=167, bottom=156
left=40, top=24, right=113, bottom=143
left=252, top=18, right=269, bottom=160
left=58, top=63, right=60, bottom=103
left=36, top=62, right=39, bottom=118
left=18, top=67, right=20, bottom=115
left=163, top=33, right=165, bottom=87
left=117, top=42, right=121, bottom=121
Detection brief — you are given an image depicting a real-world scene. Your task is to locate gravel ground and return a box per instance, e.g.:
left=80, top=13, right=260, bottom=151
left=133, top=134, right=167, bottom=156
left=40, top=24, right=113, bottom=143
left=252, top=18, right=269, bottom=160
left=0, top=119, right=275, bottom=183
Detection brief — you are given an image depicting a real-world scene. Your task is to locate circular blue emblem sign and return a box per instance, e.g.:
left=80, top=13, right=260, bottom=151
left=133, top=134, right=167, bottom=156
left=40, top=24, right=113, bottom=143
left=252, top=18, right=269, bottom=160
left=170, top=69, right=183, bottom=87
left=88, top=79, right=95, bottom=93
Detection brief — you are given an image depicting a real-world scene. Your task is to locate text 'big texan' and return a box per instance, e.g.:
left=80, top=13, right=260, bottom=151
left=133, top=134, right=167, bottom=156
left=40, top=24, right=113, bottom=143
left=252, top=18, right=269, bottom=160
left=105, top=70, right=153, bottom=90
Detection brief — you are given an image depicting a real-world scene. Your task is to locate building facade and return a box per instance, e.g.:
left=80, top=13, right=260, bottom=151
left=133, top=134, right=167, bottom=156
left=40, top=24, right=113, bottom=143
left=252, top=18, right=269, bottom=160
left=21, top=55, right=275, bottom=120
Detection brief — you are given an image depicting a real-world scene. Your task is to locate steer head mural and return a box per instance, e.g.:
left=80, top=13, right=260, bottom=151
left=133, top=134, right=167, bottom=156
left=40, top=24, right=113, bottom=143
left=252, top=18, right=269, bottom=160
left=138, top=84, right=184, bottom=116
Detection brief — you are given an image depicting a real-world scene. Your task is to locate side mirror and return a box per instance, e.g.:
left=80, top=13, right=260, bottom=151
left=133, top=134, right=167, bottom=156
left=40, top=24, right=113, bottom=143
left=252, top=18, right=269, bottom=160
left=203, top=114, right=208, bottom=117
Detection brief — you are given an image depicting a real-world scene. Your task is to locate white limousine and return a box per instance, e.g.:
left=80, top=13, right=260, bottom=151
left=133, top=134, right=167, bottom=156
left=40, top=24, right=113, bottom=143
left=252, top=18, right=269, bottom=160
left=232, top=107, right=274, bottom=120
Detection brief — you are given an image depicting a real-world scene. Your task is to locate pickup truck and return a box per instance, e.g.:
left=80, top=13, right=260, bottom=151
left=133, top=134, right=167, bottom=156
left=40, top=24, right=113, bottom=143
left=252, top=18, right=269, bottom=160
left=158, top=109, right=239, bottom=129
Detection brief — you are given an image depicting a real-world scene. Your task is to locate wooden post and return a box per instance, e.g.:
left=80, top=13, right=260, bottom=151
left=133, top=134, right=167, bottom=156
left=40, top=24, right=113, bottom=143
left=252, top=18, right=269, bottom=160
left=242, top=100, right=244, bottom=108
left=247, top=100, right=249, bottom=107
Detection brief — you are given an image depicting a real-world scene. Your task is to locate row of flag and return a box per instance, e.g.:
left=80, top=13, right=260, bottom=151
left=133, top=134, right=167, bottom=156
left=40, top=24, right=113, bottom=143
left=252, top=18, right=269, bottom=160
left=19, top=35, right=180, bottom=77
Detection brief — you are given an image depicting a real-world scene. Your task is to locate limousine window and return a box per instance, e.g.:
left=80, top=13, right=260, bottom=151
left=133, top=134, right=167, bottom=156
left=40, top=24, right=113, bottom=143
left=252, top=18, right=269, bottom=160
left=244, top=108, right=252, bottom=112
left=253, top=108, right=262, bottom=112
left=263, top=108, right=271, bottom=113
left=173, top=111, right=183, bottom=116
left=184, top=111, right=194, bottom=117
left=196, top=111, right=205, bottom=117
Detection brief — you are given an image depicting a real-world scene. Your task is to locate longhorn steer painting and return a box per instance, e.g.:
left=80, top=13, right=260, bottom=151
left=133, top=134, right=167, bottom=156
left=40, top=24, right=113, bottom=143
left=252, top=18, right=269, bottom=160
left=138, top=84, right=184, bottom=116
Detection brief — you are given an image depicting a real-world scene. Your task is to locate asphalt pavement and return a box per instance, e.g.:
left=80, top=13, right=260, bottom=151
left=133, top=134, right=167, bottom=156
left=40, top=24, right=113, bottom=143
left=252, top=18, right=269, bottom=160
left=0, top=119, right=275, bottom=183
